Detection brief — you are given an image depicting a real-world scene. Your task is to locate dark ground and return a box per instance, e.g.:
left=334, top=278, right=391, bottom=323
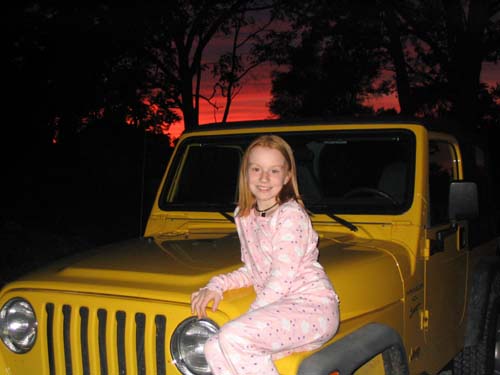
left=0, top=185, right=152, bottom=287
left=0, top=217, right=96, bottom=286
left=0, top=127, right=172, bottom=288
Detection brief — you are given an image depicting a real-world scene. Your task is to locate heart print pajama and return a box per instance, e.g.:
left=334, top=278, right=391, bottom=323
left=203, top=200, right=340, bottom=375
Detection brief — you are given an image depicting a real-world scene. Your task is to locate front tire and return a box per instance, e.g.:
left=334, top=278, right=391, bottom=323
left=454, top=274, right=500, bottom=374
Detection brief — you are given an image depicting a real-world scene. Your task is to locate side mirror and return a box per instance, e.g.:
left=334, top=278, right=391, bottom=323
left=449, top=181, right=479, bottom=221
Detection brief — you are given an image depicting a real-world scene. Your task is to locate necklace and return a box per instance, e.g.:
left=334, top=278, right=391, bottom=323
left=255, top=201, right=279, bottom=217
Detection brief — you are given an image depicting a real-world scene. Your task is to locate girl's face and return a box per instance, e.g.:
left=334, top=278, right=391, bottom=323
left=247, top=146, right=290, bottom=209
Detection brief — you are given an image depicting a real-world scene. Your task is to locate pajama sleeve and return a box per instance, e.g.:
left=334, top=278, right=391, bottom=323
left=204, top=264, right=253, bottom=296
left=251, top=206, right=314, bottom=309
left=203, top=206, right=253, bottom=296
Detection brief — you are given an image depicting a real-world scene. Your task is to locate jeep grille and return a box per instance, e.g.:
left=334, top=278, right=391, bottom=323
left=45, top=302, right=167, bottom=375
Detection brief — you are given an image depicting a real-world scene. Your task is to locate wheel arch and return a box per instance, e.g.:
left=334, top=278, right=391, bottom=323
left=297, top=323, right=408, bottom=375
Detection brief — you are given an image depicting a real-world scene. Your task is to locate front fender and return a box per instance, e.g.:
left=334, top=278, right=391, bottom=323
left=297, top=323, right=408, bottom=375
left=0, top=351, right=9, bottom=374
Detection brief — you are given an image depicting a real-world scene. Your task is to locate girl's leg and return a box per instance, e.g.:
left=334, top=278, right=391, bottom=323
left=204, top=295, right=339, bottom=375
left=204, top=318, right=279, bottom=375
left=204, top=335, right=236, bottom=375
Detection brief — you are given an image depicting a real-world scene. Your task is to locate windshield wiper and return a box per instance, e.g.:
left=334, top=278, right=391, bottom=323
left=327, top=213, right=358, bottom=232
left=219, top=212, right=235, bottom=223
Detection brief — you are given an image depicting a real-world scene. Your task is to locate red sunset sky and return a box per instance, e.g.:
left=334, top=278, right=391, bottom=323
left=167, top=59, right=500, bottom=141
left=162, top=15, right=500, bottom=141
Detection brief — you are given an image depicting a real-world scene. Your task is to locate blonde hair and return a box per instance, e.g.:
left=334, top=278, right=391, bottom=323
left=237, top=134, right=302, bottom=216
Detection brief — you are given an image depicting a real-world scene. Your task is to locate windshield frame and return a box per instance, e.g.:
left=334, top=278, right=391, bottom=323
left=159, top=129, right=416, bottom=215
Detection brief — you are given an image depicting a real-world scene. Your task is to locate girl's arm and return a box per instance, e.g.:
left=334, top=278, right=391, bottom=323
left=191, top=263, right=252, bottom=318
left=251, top=206, right=312, bottom=309
left=205, top=264, right=253, bottom=296
left=191, top=288, right=221, bottom=318
left=204, top=211, right=253, bottom=296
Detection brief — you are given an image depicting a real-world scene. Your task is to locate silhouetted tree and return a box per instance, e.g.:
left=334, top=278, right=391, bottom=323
left=478, top=83, right=500, bottom=128
left=268, top=0, right=499, bottom=130
left=3, top=3, right=181, bottom=147
left=376, top=2, right=415, bottom=116
left=210, top=13, right=274, bottom=123
left=268, top=1, right=389, bottom=118
left=387, top=0, right=500, bottom=129
left=139, top=0, right=274, bottom=131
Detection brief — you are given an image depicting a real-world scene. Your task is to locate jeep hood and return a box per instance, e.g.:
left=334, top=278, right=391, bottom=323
left=8, top=230, right=405, bottom=320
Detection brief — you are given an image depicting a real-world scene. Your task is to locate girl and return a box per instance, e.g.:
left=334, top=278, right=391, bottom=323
left=191, top=134, right=340, bottom=375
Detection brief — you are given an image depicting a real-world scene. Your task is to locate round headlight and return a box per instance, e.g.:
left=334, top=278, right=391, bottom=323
left=0, top=298, right=38, bottom=353
left=171, top=317, right=219, bottom=375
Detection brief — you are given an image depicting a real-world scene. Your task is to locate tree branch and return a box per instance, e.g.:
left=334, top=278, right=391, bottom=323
left=236, top=16, right=274, bottom=49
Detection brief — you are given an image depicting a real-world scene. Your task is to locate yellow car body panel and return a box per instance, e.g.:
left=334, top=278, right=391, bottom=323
left=0, top=120, right=498, bottom=374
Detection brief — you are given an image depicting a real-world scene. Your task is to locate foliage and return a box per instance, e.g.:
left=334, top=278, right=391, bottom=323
left=210, top=12, right=275, bottom=123
left=267, top=1, right=390, bottom=118
left=4, top=4, right=170, bottom=144
left=137, top=0, right=275, bottom=130
left=266, top=0, right=500, bottom=131
left=478, top=83, right=500, bottom=129
left=270, top=2, right=388, bottom=117
left=385, top=0, right=500, bottom=129
left=3, top=0, right=499, bottom=143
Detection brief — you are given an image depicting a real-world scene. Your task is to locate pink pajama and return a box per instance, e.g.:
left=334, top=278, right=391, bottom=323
left=204, top=200, right=340, bottom=375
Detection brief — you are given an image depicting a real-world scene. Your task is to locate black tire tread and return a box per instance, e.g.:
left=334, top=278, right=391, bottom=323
left=454, top=272, right=500, bottom=374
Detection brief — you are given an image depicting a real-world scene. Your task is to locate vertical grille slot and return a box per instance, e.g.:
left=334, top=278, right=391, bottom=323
left=135, top=313, right=146, bottom=375
left=79, top=307, right=90, bottom=375
left=155, top=315, right=166, bottom=375
left=62, top=305, right=73, bottom=375
left=45, top=302, right=168, bottom=375
left=46, top=303, right=55, bottom=375
left=116, top=311, right=126, bottom=375
left=98, top=308, right=108, bottom=375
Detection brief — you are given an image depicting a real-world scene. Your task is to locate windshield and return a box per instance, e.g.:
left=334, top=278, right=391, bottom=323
left=160, top=129, right=415, bottom=215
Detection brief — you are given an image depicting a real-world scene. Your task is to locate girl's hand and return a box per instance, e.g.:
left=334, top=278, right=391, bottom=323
left=191, top=288, right=222, bottom=318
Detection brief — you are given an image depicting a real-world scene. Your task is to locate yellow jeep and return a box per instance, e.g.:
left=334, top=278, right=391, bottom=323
left=0, top=120, right=498, bottom=374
